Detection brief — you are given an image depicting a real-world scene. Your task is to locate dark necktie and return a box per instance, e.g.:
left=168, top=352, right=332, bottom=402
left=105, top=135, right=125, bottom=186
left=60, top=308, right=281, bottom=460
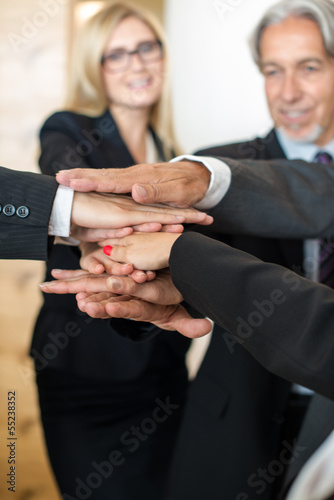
left=314, top=151, right=333, bottom=165
left=315, top=152, right=334, bottom=287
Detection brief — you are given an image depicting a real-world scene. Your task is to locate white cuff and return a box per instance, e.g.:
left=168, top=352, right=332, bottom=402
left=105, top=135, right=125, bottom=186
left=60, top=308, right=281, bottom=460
left=48, top=185, right=74, bottom=237
left=170, top=155, right=231, bottom=209
left=54, top=235, right=81, bottom=246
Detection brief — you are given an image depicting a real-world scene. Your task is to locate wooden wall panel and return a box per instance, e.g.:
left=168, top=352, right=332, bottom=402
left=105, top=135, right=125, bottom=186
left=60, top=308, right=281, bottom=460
left=0, top=1, right=70, bottom=498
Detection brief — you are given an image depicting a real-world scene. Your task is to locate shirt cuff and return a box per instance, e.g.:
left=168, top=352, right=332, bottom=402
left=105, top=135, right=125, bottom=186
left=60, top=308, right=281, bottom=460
left=170, top=155, right=231, bottom=209
left=48, top=185, right=74, bottom=237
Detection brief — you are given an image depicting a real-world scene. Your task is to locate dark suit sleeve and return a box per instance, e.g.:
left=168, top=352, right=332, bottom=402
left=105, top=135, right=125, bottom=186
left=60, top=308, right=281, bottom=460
left=170, top=231, right=334, bottom=400
left=209, top=157, right=334, bottom=238
left=0, top=166, right=58, bottom=260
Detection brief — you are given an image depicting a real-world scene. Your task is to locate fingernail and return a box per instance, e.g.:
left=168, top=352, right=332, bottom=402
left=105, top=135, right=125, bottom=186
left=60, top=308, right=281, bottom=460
left=40, top=281, right=55, bottom=287
left=103, top=245, right=113, bottom=256
left=108, top=278, right=122, bottom=291
left=135, top=185, right=147, bottom=198
left=52, top=269, right=63, bottom=274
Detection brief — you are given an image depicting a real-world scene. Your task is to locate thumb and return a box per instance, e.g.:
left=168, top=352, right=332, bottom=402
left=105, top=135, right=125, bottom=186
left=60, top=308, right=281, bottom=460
left=174, top=317, right=213, bottom=338
left=169, top=306, right=213, bottom=338
left=132, top=183, right=174, bottom=206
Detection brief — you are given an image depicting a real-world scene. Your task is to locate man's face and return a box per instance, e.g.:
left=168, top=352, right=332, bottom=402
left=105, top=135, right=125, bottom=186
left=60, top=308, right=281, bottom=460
left=260, top=16, right=334, bottom=145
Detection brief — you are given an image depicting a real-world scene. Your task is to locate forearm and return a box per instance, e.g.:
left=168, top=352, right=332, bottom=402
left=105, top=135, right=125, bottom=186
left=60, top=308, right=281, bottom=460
left=0, top=167, right=58, bottom=260
left=209, top=157, right=334, bottom=238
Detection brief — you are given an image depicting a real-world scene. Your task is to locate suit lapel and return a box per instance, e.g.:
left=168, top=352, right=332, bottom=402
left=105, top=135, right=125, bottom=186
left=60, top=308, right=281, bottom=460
left=94, top=110, right=135, bottom=169
left=93, top=111, right=166, bottom=168
left=262, top=129, right=286, bottom=159
left=265, top=130, right=304, bottom=273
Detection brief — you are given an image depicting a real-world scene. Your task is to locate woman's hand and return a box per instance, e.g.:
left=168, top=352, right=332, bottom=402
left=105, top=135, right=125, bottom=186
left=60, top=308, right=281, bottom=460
left=71, top=192, right=212, bottom=230
left=79, top=242, right=157, bottom=281
left=100, top=232, right=181, bottom=271
left=71, top=221, right=186, bottom=242
left=71, top=225, right=133, bottom=242
left=79, top=242, right=134, bottom=275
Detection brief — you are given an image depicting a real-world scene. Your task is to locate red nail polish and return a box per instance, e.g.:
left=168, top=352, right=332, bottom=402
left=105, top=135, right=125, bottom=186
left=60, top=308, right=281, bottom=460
left=103, top=245, right=113, bottom=256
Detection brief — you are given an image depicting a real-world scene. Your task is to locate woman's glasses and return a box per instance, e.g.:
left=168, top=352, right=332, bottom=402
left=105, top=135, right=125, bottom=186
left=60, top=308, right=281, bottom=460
left=101, top=40, right=163, bottom=73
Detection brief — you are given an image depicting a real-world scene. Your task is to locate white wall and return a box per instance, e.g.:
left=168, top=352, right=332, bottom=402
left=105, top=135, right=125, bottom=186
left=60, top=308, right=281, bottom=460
left=165, top=0, right=279, bottom=152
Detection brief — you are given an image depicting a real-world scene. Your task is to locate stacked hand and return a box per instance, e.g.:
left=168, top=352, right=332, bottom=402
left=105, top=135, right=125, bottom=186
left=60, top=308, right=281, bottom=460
left=40, top=267, right=212, bottom=338
left=42, top=161, right=214, bottom=338
left=58, top=160, right=211, bottom=208
left=70, top=191, right=213, bottom=241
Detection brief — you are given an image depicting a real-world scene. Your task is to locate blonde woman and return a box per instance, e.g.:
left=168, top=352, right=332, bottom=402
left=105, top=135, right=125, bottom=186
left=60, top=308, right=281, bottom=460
left=32, top=3, right=190, bottom=499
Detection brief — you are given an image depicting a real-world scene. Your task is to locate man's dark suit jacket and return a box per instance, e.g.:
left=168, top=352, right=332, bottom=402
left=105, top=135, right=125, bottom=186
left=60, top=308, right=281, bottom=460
left=169, top=151, right=334, bottom=500
left=32, top=110, right=190, bottom=383
left=0, top=166, right=57, bottom=260
left=170, top=131, right=307, bottom=500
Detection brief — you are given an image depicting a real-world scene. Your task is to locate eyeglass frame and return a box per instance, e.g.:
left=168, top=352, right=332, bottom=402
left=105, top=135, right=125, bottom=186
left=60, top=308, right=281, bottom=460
left=101, top=39, right=163, bottom=73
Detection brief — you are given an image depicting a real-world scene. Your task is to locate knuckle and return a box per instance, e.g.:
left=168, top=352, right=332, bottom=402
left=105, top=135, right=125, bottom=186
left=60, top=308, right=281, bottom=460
left=126, top=280, right=137, bottom=294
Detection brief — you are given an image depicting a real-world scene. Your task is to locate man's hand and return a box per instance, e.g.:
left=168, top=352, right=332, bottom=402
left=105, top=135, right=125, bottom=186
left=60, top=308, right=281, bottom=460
left=75, top=292, right=212, bottom=338
left=40, top=269, right=180, bottom=303
left=39, top=268, right=212, bottom=338
left=57, top=161, right=211, bottom=208
left=106, top=270, right=182, bottom=304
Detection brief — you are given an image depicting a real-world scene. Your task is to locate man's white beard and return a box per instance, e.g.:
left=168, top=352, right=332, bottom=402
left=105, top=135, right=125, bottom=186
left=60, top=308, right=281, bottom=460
left=278, top=124, right=324, bottom=144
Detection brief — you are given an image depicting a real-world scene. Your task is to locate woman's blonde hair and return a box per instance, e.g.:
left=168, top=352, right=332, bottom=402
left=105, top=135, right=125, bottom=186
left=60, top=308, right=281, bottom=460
left=65, top=1, right=180, bottom=158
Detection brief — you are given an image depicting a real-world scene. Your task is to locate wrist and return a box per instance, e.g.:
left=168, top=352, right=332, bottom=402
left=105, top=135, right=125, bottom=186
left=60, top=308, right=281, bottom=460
left=166, top=234, right=182, bottom=267
left=169, top=157, right=211, bottom=206
left=49, top=185, right=74, bottom=236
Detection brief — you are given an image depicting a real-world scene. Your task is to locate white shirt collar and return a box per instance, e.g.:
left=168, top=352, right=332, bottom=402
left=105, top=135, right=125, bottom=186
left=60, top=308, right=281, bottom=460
left=276, top=128, right=334, bottom=162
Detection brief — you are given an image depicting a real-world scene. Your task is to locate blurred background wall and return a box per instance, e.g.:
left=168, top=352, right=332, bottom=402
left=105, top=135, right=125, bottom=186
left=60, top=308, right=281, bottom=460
left=0, top=1, right=277, bottom=498
left=0, top=2, right=71, bottom=499
left=165, top=0, right=278, bottom=152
